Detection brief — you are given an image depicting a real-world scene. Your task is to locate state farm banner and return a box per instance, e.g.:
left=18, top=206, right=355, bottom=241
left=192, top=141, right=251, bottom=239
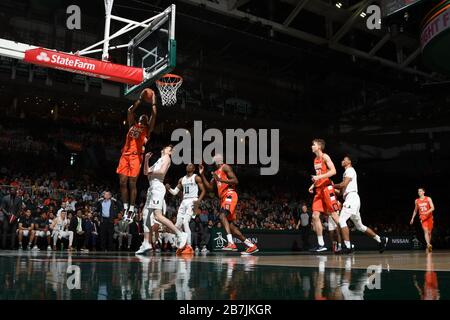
left=24, top=48, right=144, bottom=85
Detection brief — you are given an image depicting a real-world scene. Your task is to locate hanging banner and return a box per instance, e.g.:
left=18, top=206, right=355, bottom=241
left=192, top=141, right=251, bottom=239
left=24, top=47, right=144, bottom=85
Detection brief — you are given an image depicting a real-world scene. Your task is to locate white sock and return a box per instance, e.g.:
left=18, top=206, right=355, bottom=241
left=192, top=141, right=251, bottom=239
left=227, top=234, right=234, bottom=244
left=129, top=205, right=135, bottom=212
left=344, top=240, right=351, bottom=248
left=143, top=239, right=149, bottom=246
left=337, top=243, right=342, bottom=250
left=318, top=236, right=324, bottom=246
left=124, top=203, right=129, bottom=211
left=373, top=235, right=381, bottom=243
left=244, top=239, right=253, bottom=247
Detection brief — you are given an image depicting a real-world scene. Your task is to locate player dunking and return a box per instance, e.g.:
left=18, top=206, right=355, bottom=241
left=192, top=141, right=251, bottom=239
left=334, top=155, right=388, bottom=254
left=410, top=188, right=435, bottom=252
left=116, top=89, right=157, bottom=221
left=308, top=139, right=341, bottom=252
left=199, top=154, right=258, bottom=255
left=166, top=163, right=206, bottom=254
left=135, top=145, right=188, bottom=255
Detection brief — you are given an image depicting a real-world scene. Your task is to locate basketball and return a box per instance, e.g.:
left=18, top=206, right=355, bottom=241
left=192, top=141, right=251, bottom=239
left=141, top=88, right=154, bottom=103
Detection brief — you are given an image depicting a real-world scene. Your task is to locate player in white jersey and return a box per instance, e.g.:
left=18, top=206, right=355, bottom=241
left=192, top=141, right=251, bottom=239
left=334, top=155, right=388, bottom=254
left=135, top=144, right=188, bottom=255
left=166, top=163, right=206, bottom=254
left=50, top=210, right=74, bottom=251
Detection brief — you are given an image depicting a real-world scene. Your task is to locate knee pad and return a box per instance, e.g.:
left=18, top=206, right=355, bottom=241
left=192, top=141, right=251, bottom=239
left=339, top=215, right=349, bottom=228
left=353, top=220, right=367, bottom=233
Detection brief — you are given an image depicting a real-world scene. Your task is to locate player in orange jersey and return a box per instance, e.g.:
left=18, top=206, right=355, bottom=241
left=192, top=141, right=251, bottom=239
left=410, top=187, right=435, bottom=252
left=199, top=154, right=258, bottom=255
left=308, top=138, right=341, bottom=252
left=116, top=89, right=157, bottom=221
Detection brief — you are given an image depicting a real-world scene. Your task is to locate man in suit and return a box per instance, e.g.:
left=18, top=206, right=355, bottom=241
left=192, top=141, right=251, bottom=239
left=83, top=212, right=99, bottom=251
left=113, top=213, right=132, bottom=250
left=0, top=188, right=23, bottom=249
left=69, top=209, right=86, bottom=251
left=191, top=215, right=210, bottom=252
left=95, top=191, right=123, bottom=251
left=128, top=214, right=144, bottom=250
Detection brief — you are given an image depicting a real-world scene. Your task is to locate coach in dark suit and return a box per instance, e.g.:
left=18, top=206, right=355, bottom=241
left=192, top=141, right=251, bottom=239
left=69, top=209, right=86, bottom=250
left=0, top=188, right=23, bottom=249
left=95, top=191, right=123, bottom=251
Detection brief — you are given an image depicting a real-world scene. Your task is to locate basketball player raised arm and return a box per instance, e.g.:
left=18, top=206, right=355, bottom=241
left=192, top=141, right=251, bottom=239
left=198, top=164, right=215, bottom=191
left=127, top=92, right=144, bottom=127
left=147, top=95, right=157, bottom=138
left=213, top=164, right=239, bottom=186
left=143, top=152, right=153, bottom=176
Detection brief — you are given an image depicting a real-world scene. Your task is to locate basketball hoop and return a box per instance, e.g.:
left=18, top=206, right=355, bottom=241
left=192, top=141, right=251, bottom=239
left=156, top=73, right=183, bottom=106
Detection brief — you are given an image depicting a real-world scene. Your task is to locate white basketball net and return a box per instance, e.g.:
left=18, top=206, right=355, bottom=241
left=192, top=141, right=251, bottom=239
left=156, top=74, right=183, bottom=106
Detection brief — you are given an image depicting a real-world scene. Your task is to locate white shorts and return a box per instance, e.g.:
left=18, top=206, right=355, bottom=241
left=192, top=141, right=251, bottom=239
left=146, top=180, right=166, bottom=210
left=177, top=198, right=197, bottom=223
left=341, top=192, right=362, bottom=225
left=19, top=229, right=30, bottom=237
left=36, top=230, right=51, bottom=237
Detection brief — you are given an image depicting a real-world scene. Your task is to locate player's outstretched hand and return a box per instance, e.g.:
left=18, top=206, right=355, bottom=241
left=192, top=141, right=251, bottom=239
left=199, top=164, right=204, bottom=175
left=308, top=185, right=314, bottom=194
left=145, top=152, right=153, bottom=160
left=409, top=218, right=414, bottom=225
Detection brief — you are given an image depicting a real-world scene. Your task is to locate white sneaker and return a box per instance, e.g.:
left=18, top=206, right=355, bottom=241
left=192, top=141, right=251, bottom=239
left=201, top=246, right=209, bottom=253
left=47, top=245, right=52, bottom=251
left=195, top=246, right=200, bottom=252
left=176, top=232, right=188, bottom=249
left=32, top=246, right=40, bottom=251
left=135, top=242, right=152, bottom=255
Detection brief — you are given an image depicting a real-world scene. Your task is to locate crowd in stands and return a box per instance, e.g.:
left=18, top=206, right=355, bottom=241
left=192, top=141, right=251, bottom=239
left=1, top=166, right=449, bottom=252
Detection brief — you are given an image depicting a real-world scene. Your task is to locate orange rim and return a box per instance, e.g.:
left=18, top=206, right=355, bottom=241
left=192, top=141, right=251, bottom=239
left=156, top=73, right=183, bottom=86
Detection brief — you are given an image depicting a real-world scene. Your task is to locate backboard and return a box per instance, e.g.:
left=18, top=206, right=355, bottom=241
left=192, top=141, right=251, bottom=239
left=124, top=4, right=177, bottom=96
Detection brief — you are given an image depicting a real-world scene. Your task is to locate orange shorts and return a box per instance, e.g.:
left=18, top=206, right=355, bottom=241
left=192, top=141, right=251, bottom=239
left=116, top=153, right=142, bottom=178
left=312, top=184, right=340, bottom=215
left=220, top=191, right=238, bottom=222
left=420, top=215, right=434, bottom=231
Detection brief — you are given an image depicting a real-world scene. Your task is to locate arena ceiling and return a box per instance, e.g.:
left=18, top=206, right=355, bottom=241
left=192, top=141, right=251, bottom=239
left=178, top=0, right=443, bottom=81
